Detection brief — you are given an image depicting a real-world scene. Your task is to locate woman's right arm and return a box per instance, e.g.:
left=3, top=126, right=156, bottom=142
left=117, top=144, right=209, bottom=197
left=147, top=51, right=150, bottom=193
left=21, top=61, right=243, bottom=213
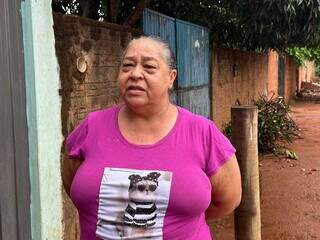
left=62, top=151, right=83, bottom=196
left=206, top=154, right=242, bottom=219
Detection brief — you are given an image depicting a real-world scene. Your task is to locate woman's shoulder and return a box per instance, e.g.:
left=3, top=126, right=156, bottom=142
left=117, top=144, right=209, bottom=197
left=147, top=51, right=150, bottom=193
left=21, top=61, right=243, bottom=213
left=178, top=106, right=215, bottom=128
left=89, top=104, right=119, bottom=115
left=86, top=104, right=120, bottom=124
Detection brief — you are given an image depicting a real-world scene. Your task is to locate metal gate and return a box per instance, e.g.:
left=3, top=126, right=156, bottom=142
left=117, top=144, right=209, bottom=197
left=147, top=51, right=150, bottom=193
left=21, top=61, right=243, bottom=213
left=143, top=9, right=211, bottom=118
left=0, top=0, right=31, bottom=239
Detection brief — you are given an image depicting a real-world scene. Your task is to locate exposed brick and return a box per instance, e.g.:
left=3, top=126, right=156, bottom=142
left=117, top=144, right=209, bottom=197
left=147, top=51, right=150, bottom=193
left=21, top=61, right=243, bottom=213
left=53, top=13, right=132, bottom=240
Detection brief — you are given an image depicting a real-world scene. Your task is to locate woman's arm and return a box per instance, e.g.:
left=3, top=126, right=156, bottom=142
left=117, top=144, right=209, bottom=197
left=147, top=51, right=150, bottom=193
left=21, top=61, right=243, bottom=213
left=62, top=150, right=83, bottom=196
left=206, top=154, right=242, bottom=219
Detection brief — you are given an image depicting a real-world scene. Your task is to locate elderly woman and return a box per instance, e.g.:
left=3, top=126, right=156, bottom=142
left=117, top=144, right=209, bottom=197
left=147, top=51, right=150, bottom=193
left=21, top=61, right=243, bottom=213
left=63, top=36, right=241, bottom=240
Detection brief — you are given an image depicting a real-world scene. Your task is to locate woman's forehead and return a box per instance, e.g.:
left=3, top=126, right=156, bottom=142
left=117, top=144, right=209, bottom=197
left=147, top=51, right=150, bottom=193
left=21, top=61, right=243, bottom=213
left=124, top=39, right=164, bottom=60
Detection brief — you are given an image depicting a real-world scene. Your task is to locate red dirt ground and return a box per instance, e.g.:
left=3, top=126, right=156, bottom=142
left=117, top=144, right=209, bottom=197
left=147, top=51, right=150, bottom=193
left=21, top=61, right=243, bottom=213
left=208, top=101, right=320, bottom=240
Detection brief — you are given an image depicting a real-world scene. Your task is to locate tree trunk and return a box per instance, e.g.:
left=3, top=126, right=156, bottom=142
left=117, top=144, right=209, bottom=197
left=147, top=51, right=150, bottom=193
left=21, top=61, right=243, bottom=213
left=79, top=0, right=100, bottom=20
left=123, top=0, right=153, bottom=27
left=231, top=106, right=261, bottom=240
left=107, top=0, right=121, bottom=23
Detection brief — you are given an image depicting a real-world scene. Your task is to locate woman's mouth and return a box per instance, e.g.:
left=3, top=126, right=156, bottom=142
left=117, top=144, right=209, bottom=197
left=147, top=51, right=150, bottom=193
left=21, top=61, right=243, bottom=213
left=126, top=85, right=145, bottom=95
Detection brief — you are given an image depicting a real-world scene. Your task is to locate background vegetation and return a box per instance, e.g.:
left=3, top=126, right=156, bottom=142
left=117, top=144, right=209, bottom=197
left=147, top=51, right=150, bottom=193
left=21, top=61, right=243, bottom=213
left=52, top=0, right=320, bottom=51
left=223, top=95, right=300, bottom=159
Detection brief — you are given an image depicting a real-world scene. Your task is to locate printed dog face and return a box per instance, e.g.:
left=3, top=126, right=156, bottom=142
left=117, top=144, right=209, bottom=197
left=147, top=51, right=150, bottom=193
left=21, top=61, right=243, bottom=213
left=128, top=172, right=161, bottom=202
left=96, top=168, right=171, bottom=239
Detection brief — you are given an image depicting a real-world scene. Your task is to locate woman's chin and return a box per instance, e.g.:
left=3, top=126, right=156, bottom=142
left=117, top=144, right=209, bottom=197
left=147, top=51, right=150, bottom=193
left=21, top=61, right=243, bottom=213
left=124, top=97, right=149, bottom=108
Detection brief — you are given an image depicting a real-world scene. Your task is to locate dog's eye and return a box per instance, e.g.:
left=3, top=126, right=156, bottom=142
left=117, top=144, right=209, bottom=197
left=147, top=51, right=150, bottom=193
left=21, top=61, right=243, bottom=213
left=149, top=185, right=157, bottom=192
left=137, top=185, right=146, bottom=192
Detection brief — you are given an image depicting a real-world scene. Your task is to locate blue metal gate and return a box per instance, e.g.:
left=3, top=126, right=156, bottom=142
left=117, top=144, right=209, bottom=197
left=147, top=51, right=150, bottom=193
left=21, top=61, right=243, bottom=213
left=142, top=9, right=211, bottom=118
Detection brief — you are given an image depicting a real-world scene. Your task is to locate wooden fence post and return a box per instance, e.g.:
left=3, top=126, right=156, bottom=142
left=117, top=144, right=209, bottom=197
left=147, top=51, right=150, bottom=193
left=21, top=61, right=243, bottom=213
left=231, top=106, right=261, bottom=240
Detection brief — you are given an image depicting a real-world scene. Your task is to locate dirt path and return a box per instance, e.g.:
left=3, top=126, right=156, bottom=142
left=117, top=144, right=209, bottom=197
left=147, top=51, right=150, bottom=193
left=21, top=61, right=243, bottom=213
left=208, top=101, right=320, bottom=240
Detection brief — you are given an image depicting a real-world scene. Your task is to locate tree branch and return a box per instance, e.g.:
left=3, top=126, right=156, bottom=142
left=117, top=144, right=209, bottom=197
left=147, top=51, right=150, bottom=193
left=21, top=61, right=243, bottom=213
left=123, top=0, right=154, bottom=27
left=79, top=0, right=100, bottom=20
left=107, top=0, right=121, bottom=23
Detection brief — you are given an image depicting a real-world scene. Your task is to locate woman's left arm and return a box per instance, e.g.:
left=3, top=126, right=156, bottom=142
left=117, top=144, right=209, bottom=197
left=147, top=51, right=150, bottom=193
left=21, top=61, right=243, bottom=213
left=206, top=154, right=242, bottom=219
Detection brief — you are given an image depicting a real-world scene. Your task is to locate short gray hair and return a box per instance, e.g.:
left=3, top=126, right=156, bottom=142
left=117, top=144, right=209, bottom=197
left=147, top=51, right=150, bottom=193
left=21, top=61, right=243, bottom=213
left=122, top=36, right=177, bottom=70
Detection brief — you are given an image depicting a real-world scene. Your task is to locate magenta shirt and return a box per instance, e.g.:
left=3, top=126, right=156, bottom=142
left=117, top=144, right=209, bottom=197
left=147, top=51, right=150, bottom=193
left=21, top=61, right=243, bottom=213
left=66, top=105, right=236, bottom=240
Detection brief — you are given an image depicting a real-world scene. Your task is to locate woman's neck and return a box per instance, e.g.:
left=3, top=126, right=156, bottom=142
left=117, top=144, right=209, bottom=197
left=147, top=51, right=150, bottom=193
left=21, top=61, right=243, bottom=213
left=118, top=102, right=178, bottom=145
left=122, top=101, right=172, bottom=122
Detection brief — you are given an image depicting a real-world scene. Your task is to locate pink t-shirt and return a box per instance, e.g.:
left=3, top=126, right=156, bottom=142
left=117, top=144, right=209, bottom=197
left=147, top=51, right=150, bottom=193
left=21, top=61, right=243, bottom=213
left=66, top=105, right=236, bottom=240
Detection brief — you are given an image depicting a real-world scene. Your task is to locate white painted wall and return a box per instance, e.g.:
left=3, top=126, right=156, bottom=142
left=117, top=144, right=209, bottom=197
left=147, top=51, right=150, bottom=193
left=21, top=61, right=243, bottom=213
left=21, top=1, right=63, bottom=239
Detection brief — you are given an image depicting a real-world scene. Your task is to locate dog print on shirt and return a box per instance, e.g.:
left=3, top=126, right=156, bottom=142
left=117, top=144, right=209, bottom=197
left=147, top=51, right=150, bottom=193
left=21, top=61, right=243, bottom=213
left=96, top=168, right=172, bottom=240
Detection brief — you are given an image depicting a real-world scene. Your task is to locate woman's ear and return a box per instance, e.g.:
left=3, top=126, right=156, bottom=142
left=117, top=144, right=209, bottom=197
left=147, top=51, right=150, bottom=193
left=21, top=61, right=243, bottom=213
left=169, top=69, right=177, bottom=89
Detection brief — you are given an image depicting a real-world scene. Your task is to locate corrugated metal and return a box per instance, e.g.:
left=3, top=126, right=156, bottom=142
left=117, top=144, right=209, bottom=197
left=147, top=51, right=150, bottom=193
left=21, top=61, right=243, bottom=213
left=178, top=86, right=210, bottom=118
left=142, top=9, right=176, bottom=57
left=176, top=19, right=210, bottom=88
left=169, top=90, right=178, bottom=105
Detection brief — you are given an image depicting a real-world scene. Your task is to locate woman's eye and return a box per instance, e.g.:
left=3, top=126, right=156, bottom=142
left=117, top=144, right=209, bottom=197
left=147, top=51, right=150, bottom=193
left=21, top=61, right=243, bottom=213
left=121, top=63, right=134, bottom=72
left=145, top=65, right=156, bottom=69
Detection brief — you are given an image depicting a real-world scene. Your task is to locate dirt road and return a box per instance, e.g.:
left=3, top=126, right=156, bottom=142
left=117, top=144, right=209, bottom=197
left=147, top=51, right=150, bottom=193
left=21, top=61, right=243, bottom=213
left=208, top=101, right=320, bottom=240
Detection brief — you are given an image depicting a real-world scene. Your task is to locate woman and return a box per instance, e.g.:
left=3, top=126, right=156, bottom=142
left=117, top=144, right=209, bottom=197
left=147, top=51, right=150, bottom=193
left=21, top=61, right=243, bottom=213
left=63, top=36, right=241, bottom=240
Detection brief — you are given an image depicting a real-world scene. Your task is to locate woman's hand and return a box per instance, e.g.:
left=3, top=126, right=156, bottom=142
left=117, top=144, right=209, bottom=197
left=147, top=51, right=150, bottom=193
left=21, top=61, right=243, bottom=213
left=206, top=154, right=242, bottom=219
left=62, top=151, right=83, bottom=196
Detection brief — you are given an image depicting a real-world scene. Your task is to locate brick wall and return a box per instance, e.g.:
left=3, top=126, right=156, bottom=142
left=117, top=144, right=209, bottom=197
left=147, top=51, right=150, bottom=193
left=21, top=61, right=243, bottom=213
left=53, top=13, right=140, bottom=240
left=211, top=48, right=271, bottom=129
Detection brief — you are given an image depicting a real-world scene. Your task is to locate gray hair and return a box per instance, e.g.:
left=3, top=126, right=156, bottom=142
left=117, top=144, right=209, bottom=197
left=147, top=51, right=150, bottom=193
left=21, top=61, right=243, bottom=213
left=122, top=36, right=177, bottom=70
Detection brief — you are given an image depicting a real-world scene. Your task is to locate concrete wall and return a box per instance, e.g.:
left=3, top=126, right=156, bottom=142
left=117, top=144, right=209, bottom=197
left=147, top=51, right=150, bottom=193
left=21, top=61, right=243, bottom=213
left=53, top=13, right=139, bottom=240
left=297, top=61, right=316, bottom=92
left=212, top=48, right=272, bottom=129
left=267, top=50, right=279, bottom=97
left=298, top=61, right=315, bottom=83
left=284, top=56, right=298, bottom=103
left=211, top=48, right=300, bottom=129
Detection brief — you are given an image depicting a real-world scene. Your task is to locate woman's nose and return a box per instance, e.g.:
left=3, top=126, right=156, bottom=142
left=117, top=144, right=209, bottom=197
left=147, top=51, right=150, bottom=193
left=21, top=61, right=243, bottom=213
left=130, top=65, right=143, bottom=79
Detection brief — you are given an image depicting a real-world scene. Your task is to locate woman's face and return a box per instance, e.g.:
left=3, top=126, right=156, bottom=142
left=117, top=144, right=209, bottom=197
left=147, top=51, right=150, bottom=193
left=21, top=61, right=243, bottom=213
left=118, top=39, right=177, bottom=109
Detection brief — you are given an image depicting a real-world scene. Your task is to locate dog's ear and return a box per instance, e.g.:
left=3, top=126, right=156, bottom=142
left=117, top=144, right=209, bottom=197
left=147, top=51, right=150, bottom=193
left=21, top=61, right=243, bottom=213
left=128, top=174, right=142, bottom=183
left=148, top=172, right=161, bottom=180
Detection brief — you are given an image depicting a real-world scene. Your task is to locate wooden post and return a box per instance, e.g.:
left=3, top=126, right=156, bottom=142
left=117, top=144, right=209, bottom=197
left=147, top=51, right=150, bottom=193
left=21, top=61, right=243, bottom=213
left=231, top=106, right=261, bottom=240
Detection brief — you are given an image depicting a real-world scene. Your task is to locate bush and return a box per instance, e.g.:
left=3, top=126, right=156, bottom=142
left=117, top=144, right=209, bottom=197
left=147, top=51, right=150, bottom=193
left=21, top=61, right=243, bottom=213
left=223, top=95, right=300, bottom=157
left=316, top=64, right=320, bottom=77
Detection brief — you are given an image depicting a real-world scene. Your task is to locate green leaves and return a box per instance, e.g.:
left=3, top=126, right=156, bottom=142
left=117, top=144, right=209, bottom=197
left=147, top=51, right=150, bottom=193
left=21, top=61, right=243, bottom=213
left=254, top=95, right=300, bottom=154
left=223, top=95, right=300, bottom=158
left=52, top=0, right=320, bottom=50
left=149, top=0, right=320, bottom=51
left=286, top=47, right=320, bottom=77
left=284, top=149, right=299, bottom=160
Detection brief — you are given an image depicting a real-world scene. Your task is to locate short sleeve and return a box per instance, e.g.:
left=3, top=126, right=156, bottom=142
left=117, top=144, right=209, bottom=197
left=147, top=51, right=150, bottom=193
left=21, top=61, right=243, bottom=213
left=65, top=116, right=89, bottom=160
left=205, top=122, right=236, bottom=177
